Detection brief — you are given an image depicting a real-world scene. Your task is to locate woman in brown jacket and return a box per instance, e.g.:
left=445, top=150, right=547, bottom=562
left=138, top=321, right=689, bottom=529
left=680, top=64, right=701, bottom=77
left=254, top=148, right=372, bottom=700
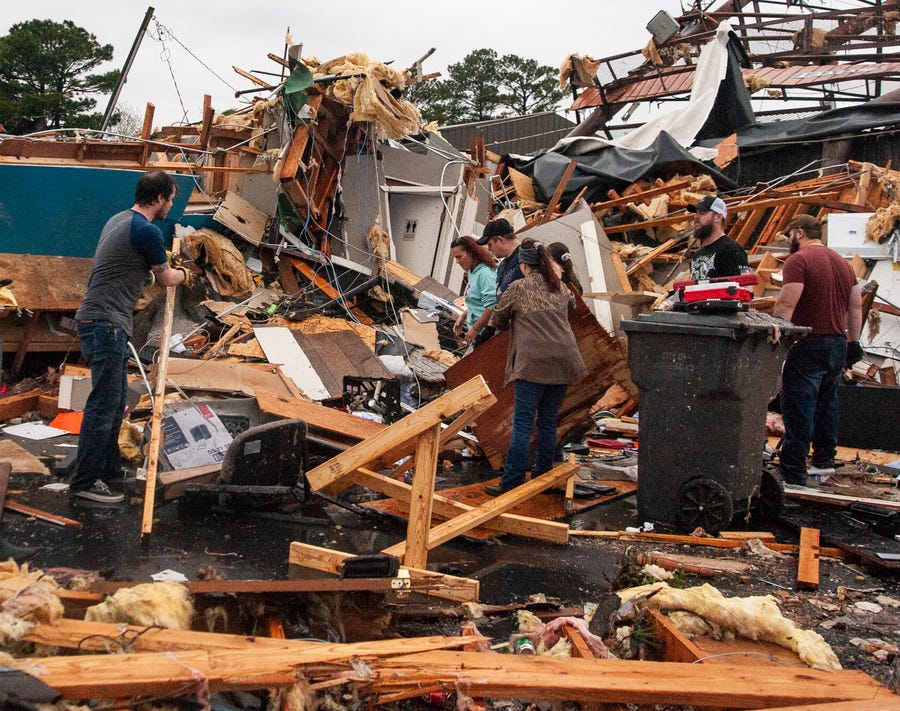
left=485, top=239, right=587, bottom=494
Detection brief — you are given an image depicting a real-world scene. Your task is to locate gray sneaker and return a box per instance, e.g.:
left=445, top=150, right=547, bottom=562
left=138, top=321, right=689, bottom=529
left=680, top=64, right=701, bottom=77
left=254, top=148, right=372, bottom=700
left=71, top=479, right=125, bottom=503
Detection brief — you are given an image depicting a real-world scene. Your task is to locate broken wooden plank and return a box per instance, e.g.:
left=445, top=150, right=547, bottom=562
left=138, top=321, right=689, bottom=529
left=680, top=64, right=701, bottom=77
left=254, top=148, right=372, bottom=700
left=536, top=158, right=578, bottom=226
left=304, top=376, right=492, bottom=494
left=625, top=239, right=676, bottom=276
left=289, top=541, right=479, bottom=603
left=369, top=651, right=886, bottom=707
left=380, top=462, right=578, bottom=559
left=797, top=527, right=821, bottom=590
left=351, top=467, right=569, bottom=543
left=0, top=389, right=41, bottom=420
left=4, top=501, right=81, bottom=528
left=255, top=387, right=384, bottom=444
left=10, top=635, right=476, bottom=699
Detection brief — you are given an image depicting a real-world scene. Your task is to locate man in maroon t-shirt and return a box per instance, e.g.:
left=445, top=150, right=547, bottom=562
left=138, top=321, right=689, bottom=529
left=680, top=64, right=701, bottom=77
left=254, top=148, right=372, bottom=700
left=773, top=214, right=863, bottom=485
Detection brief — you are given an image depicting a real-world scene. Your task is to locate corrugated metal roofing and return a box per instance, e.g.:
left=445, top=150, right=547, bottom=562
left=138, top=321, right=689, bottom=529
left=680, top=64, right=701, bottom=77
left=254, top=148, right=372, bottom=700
left=571, top=61, right=900, bottom=110
left=438, top=112, right=576, bottom=155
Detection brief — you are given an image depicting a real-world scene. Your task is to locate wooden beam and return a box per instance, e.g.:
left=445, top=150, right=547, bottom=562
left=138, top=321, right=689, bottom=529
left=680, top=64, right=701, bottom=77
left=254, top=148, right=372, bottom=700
left=625, top=239, right=676, bottom=276
left=351, top=468, right=568, bottom=543
left=369, top=651, right=886, bottom=707
left=304, top=376, right=493, bottom=494
left=381, top=462, right=578, bottom=559
left=255, top=387, right=384, bottom=443
left=536, top=159, right=578, bottom=226
left=289, top=541, right=479, bottom=603
left=796, top=527, right=821, bottom=590
left=404, top=424, right=441, bottom=569
left=141, top=236, right=180, bottom=541
left=647, top=609, right=704, bottom=664
left=609, top=251, right=633, bottom=292
left=10, top=636, right=476, bottom=700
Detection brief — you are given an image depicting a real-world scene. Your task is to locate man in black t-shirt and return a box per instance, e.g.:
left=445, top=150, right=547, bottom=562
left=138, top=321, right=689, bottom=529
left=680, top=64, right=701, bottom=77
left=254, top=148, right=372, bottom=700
left=687, top=196, right=749, bottom=281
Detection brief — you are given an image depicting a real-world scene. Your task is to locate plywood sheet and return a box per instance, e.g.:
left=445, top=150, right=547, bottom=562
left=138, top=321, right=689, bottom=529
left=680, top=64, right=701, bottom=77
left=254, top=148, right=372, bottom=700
left=165, top=357, right=295, bottom=398
left=294, top=330, right=392, bottom=398
left=254, top=326, right=330, bottom=400
left=0, top=254, right=93, bottom=310
left=213, top=191, right=270, bottom=246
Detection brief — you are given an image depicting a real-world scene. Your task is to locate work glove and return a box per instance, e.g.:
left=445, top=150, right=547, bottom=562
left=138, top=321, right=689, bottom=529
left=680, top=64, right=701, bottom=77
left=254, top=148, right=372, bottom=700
left=845, top=341, right=864, bottom=369
left=172, top=264, right=194, bottom=289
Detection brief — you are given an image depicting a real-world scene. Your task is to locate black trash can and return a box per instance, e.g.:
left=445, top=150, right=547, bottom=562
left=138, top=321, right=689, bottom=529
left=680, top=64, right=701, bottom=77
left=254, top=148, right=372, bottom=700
left=622, top=311, right=807, bottom=533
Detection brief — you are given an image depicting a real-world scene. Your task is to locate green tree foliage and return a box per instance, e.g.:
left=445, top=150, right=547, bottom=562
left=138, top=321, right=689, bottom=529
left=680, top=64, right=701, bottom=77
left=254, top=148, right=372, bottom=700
left=0, top=19, right=118, bottom=134
left=498, top=55, right=566, bottom=116
left=407, top=49, right=564, bottom=126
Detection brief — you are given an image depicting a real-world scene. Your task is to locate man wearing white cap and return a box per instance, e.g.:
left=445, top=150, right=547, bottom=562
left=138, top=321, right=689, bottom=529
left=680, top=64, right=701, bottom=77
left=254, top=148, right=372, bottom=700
left=687, top=195, right=749, bottom=281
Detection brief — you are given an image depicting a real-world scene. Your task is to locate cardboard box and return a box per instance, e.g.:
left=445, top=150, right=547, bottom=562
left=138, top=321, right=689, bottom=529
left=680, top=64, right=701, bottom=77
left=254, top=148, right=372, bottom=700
left=161, top=404, right=233, bottom=470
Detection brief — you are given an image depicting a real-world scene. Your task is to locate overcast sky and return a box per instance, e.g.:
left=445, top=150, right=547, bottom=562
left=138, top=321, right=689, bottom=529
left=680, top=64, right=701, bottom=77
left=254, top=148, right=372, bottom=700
left=2, top=1, right=686, bottom=128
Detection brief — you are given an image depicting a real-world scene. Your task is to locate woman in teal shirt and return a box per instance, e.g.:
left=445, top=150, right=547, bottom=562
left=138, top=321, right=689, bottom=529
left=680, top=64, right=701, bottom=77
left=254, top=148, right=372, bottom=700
left=451, top=235, right=498, bottom=347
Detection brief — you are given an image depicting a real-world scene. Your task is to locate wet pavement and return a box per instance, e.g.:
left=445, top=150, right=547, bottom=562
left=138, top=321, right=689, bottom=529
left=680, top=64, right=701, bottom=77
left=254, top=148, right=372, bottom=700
left=1, top=430, right=638, bottom=606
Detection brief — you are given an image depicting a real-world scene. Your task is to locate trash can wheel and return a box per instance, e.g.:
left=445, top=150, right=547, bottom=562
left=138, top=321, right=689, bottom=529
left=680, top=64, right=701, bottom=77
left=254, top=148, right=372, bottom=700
left=678, top=478, right=734, bottom=534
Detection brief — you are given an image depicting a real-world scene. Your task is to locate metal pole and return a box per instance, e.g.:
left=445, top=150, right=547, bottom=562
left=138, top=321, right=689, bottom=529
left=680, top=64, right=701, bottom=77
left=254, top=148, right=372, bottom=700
left=101, top=6, right=155, bottom=132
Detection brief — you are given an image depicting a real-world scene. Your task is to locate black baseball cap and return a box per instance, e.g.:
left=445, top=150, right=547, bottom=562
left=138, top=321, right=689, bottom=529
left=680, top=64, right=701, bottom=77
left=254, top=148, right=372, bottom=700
left=477, top=218, right=514, bottom=245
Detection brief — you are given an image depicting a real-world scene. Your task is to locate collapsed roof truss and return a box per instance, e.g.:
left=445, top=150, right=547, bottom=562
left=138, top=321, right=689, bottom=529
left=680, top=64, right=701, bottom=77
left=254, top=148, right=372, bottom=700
left=572, top=0, right=900, bottom=129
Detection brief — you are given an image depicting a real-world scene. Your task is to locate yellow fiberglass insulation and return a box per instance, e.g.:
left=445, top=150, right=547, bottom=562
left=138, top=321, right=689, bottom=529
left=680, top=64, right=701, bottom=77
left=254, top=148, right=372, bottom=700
left=618, top=582, right=841, bottom=670
left=0, top=560, right=64, bottom=625
left=85, top=582, right=194, bottom=630
left=317, top=52, right=422, bottom=140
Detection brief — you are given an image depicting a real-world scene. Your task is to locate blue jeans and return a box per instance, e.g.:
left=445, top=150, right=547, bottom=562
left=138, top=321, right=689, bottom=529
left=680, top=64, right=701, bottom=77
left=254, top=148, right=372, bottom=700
left=72, top=320, right=130, bottom=491
left=779, top=335, right=847, bottom=484
left=500, top=380, right=568, bottom=491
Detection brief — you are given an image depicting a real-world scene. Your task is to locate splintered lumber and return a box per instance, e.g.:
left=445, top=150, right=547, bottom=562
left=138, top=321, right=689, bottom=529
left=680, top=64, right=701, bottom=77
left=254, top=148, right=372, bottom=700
left=797, top=527, right=821, bottom=590
left=0, top=461, right=9, bottom=524
left=570, top=530, right=844, bottom=557
left=304, top=376, right=494, bottom=494
left=10, top=635, right=476, bottom=699
left=381, top=461, right=577, bottom=560
left=366, top=651, right=886, bottom=707
left=351, top=467, right=569, bottom=543
left=289, top=541, right=479, bottom=603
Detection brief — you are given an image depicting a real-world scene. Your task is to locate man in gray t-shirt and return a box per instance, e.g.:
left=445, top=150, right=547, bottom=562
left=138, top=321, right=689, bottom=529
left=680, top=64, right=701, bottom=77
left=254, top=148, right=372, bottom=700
left=71, top=171, right=193, bottom=504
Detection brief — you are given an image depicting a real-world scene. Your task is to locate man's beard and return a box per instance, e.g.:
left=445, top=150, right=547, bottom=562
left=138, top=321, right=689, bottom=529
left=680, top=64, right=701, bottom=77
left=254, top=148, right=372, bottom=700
left=694, top=221, right=713, bottom=243
left=789, top=236, right=800, bottom=254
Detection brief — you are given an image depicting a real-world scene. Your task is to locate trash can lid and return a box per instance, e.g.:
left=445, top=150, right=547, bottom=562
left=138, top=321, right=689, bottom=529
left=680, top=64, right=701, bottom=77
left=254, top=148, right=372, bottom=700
left=622, top=310, right=810, bottom=338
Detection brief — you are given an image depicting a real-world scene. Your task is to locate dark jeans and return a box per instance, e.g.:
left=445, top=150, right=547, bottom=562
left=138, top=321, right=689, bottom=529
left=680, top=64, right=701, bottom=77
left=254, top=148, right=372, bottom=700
left=72, top=320, right=130, bottom=491
left=500, top=380, right=568, bottom=492
left=779, top=335, right=847, bottom=484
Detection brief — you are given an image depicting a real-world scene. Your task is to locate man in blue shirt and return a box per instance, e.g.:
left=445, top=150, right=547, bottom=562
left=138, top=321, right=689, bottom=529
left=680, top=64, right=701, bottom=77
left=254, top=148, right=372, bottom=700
left=477, top=218, right=523, bottom=296
left=72, top=171, right=195, bottom=504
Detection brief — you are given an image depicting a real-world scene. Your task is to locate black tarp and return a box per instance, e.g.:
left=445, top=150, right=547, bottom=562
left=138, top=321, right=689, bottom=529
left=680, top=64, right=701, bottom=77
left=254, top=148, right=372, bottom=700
left=506, top=130, right=736, bottom=205
left=695, top=101, right=900, bottom=150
